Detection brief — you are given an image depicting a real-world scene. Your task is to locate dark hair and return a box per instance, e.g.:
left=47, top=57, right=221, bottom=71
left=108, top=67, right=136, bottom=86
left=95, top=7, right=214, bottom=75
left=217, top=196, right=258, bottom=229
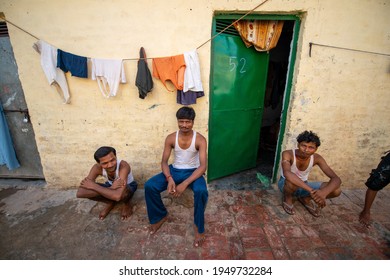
left=94, top=146, right=116, bottom=163
left=296, top=130, right=321, bottom=147
left=176, top=106, right=196, bottom=120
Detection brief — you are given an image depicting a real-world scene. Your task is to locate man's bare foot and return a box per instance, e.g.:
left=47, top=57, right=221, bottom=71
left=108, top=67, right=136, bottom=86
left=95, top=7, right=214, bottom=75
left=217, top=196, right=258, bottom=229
left=359, top=211, right=372, bottom=228
left=149, top=215, right=168, bottom=235
left=121, top=202, right=133, bottom=220
left=193, top=225, right=206, bottom=247
left=99, top=201, right=115, bottom=220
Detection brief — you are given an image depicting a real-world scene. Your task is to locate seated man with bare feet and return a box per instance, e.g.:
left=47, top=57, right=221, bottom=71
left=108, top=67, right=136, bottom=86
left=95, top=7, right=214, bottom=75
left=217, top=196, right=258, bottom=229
left=144, top=107, right=208, bottom=247
left=76, top=146, right=137, bottom=220
left=278, top=131, right=341, bottom=217
left=359, top=150, right=390, bottom=228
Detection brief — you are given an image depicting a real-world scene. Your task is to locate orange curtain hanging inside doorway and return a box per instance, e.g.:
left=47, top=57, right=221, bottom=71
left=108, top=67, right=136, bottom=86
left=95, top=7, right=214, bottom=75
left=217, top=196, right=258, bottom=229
left=233, top=20, right=284, bottom=52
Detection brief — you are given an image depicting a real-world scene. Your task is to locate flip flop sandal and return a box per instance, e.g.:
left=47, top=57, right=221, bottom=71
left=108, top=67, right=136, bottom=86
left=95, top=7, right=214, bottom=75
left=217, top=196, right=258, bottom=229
left=282, top=201, right=295, bottom=215
left=298, top=197, right=321, bottom=217
left=282, top=193, right=295, bottom=215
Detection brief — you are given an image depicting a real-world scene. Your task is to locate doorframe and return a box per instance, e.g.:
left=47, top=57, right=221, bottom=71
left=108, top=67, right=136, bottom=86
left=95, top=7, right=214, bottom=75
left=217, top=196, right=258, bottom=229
left=209, top=13, right=302, bottom=183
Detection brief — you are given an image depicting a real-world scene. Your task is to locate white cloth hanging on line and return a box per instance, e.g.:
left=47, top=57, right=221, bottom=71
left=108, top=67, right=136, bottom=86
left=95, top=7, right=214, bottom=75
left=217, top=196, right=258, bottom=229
left=183, top=50, right=204, bottom=93
left=33, top=40, right=70, bottom=104
left=91, top=58, right=126, bottom=98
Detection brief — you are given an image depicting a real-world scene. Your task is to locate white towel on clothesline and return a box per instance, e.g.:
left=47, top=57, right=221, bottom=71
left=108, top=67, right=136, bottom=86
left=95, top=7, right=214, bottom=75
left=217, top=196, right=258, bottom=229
left=183, top=50, right=203, bottom=93
left=91, top=58, right=126, bottom=98
left=33, top=40, right=70, bottom=104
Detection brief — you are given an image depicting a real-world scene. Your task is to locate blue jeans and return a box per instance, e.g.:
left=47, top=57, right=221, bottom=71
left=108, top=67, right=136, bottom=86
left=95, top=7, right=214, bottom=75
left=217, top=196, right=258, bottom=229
left=278, top=176, right=322, bottom=197
left=144, top=165, right=208, bottom=233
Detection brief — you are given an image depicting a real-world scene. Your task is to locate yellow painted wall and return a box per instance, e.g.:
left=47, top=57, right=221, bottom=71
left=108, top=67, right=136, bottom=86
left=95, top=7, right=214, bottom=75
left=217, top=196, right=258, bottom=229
left=282, top=0, right=390, bottom=186
left=0, top=0, right=389, bottom=188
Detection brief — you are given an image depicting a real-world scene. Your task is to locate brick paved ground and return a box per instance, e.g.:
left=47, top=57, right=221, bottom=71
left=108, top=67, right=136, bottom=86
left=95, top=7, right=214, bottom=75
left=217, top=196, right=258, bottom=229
left=0, top=177, right=389, bottom=260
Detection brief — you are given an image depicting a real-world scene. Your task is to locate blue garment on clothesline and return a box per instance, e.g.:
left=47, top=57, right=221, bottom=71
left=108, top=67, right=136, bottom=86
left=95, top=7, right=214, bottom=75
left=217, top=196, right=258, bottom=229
left=0, top=103, right=20, bottom=170
left=57, top=49, right=88, bottom=78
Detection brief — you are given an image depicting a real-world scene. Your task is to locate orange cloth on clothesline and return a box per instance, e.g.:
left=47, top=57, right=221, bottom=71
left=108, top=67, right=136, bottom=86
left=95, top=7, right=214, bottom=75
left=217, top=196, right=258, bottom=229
left=152, top=54, right=186, bottom=91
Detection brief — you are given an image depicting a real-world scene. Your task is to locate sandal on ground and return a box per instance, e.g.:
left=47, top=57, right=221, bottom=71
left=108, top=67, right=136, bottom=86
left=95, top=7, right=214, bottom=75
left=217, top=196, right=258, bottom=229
left=282, top=201, right=295, bottom=215
left=298, top=197, right=321, bottom=217
left=282, top=193, right=295, bottom=215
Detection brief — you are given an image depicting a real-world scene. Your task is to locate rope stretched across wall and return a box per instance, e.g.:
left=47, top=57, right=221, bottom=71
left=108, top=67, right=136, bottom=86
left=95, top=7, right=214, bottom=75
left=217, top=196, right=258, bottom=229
left=309, top=42, right=390, bottom=57
left=196, top=0, right=271, bottom=50
left=2, top=2, right=389, bottom=60
left=0, top=0, right=271, bottom=61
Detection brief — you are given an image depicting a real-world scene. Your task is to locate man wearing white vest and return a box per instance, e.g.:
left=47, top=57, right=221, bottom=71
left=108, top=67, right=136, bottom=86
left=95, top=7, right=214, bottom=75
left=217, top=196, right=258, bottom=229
left=278, top=131, right=341, bottom=217
left=144, top=107, right=208, bottom=247
left=76, top=146, right=137, bottom=220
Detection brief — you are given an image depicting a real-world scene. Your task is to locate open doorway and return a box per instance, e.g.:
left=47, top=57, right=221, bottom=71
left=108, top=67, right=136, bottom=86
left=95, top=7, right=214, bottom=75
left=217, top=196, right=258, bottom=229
left=257, top=20, right=294, bottom=178
left=208, top=16, right=298, bottom=189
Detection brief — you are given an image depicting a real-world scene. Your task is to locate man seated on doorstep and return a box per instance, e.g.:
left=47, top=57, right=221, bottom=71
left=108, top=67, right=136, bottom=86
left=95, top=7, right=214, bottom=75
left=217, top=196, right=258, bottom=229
left=278, top=130, right=342, bottom=217
left=76, top=146, right=137, bottom=220
left=144, top=106, right=208, bottom=247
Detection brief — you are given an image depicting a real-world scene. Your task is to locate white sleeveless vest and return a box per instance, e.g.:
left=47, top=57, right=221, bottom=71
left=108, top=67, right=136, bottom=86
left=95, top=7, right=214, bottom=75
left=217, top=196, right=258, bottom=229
left=281, top=149, right=314, bottom=181
left=172, top=131, right=200, bottom=169
left=102, top=159, right=134, bottom=184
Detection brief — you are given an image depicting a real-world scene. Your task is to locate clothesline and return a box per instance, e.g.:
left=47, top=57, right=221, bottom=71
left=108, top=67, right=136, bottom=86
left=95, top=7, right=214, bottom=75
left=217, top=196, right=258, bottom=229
left=196, top=0, right=270, bottom=50
left=309, top=42, right=390, bottom=58
left=0, top=0, right=270, bottom=60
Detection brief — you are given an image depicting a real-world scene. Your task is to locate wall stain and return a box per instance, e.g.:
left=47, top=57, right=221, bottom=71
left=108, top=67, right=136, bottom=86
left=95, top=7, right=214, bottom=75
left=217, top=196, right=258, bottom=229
left=148, top=104, right=161, bottom=110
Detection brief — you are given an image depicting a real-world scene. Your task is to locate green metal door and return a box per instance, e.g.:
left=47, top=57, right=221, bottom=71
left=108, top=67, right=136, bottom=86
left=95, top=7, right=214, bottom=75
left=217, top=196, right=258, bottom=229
left=208, top=33, right=269, bottom=181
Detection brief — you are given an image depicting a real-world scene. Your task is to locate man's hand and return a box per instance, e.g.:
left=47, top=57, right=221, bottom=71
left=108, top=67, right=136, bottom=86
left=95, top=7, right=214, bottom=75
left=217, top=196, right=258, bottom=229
left=173, top=182, right=188, bottom=198
left=111, top=177, right=125, bottom=189
left=80, top=177, right=96, bottom=190
left=167, top=177, right=176, bottom=195
left=310, top=190, right=326, bottom=207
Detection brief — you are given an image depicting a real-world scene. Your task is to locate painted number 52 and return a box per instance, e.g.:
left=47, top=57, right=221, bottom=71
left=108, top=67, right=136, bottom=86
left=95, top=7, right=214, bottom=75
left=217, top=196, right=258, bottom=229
left=229, top=56, right=246, bottom=74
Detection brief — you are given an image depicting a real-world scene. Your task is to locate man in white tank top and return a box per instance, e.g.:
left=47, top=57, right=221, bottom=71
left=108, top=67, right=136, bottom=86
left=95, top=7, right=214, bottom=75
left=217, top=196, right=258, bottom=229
left=76, top=146, right=137, bottom=220
left=144, top=107, right=208, bottom=247
left=278, top=131, right=341, bottom=217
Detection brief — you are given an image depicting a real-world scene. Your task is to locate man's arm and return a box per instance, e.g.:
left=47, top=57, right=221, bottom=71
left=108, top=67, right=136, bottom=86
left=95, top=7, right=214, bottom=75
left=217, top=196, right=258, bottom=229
left=313, top=154, right=342, bottom=198
left=76, top=164, right=103, bottom=198
left=77, top=162, right=130, bottom=202
left=173, top=134, right=207, bottom=197
left=161, top=133, right=176, bottom=194
left=115, top=161, right=131, bottom=188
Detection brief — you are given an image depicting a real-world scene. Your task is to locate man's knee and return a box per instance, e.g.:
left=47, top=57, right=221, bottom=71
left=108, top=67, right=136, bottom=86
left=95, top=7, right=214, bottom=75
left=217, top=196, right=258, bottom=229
left=76, top=187, right=86, bottom=198
left=320, top=181, right=342, bottom=198
left=284, top=180, right=298, bottom=194
left=144, top=180, right=153, bottom=192
left=328, top=187, right=342, bottom=198
left=144, top=178, right=161, bottom=194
